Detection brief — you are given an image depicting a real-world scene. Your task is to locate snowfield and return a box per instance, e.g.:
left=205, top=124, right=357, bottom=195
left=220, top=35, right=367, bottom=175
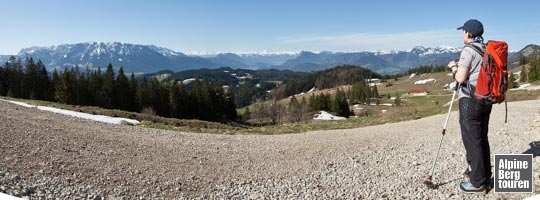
left=313, top=111, right=346, bottom=120
left=414, top=78, right=436, bottom=85
left=0, top=99, right=139, bottom=124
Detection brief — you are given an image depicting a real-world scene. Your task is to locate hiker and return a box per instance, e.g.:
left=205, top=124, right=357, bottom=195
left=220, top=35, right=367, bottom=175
left=447, top=19, right=492, bottom=193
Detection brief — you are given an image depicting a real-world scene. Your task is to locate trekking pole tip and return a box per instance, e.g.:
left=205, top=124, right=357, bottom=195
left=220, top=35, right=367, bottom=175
left=423, top=176, right=437, bottom=189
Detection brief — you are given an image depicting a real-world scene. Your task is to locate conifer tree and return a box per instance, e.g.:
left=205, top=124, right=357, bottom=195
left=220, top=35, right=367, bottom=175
left=36, top=59, right=50, bottom=100
left=23, top=57, right=38, bottom=99
left=334, top=89, right=351, bottom=117
left=371, top=85, right=379, bottom=98
left=114, top=67, right=130, bottom=110
left=54, top=68, right=75, bottom=104
left=521, top=65, right=528, bottom=82
left=169, top=81, right=180, bottom=118
left=101, top=63, right=115, bottom=108
left=223, top=85, right=238, bottom=121
left=129, top=72, right=139, bottom=112
left=75, top=66, right=90, bottom=105
left=177, top=82, right=190, bottom=118
left=7, top=56, right=23, bottom=98
left=0, top=65, right=6, bottom=96
left=508, top=73, right=517, bottom=89
left=529, top=51, right=540, bottom=82
left=92, top=67, right=107, bottom=107
left=50, top=68, right=59, bottom=100
left=136, top=76, right=152, bottom=111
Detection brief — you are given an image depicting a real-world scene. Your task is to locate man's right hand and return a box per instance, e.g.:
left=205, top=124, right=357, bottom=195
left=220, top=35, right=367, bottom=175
left=447, top=60, right=457, bottom=69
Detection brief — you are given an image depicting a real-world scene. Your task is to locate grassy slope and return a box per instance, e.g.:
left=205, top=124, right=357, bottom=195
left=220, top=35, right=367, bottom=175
left=240, top=70, right=540, bottom=134
left=0, top=97, right=244, bottom=134
left=4, top=70, right=539, bottom=135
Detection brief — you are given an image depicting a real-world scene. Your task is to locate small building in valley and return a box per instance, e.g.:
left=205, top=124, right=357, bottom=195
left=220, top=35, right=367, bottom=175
left=409, top=88, right=428, bottom=96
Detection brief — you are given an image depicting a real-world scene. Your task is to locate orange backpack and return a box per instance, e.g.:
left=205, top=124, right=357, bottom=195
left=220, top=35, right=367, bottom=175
left=468, top=41, right=509, bottom=121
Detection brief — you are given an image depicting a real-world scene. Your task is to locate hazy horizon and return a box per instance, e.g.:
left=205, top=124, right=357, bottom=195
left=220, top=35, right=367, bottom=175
left=1, top=0, right=539, bottom=55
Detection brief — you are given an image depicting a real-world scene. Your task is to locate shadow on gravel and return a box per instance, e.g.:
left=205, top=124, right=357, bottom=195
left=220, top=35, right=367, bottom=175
left=522, top=141, right=540, bottom=157
left=430, top=177, right=462, bottom=189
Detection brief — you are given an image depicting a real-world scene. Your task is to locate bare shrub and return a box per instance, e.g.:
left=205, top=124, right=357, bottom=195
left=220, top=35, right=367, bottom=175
left=140, top=107, right=157, bottom=122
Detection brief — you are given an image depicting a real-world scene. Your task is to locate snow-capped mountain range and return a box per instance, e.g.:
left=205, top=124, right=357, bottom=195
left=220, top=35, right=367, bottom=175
left=0, top=42, right=522, bottom=74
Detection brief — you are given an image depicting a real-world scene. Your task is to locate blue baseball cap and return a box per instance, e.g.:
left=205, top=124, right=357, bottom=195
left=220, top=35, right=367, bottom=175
left=457, top=19, right=484, bottom=37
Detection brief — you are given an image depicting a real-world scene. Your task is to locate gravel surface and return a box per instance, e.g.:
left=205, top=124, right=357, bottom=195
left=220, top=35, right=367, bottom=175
left=1, top=99, right=539, bottom=199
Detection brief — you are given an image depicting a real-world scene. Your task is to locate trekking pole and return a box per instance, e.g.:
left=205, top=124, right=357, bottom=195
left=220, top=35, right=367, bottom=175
left=424, top=84, right=458, bottom=189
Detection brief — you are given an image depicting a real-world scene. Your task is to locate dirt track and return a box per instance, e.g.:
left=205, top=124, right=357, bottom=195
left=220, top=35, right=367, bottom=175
left=1, top=99, right=539, bottom=199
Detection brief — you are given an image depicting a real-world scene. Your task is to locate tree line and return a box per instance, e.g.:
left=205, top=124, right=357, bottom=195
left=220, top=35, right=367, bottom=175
left=523, top=50, right=540, bottom=83
left=272, top=65, right=382, bottom=99
left=247, top=82, right=380, bottom=125
left=404, top=65, right=448, bottom=75
left=0, top=56, right=237, bottom=122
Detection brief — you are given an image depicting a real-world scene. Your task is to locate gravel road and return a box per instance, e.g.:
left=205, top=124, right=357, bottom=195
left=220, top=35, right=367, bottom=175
left=1, top=99, right=539, bottom=199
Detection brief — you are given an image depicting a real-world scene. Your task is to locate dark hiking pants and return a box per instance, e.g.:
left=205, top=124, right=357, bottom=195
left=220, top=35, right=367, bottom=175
left=459, top=97, right=492, bottom=188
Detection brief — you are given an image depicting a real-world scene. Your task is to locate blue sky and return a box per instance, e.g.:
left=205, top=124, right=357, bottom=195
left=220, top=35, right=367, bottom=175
left=1, top=0, right=539, bottom=54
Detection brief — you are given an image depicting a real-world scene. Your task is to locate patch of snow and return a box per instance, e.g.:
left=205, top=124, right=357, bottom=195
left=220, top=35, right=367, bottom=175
left=381, top=109, right=388, bottom=113
left=409, top=73, right=416, bottom=79
left=414, top=78, right=436, bottom=85
left=182, top=78, right=196, bottom=84
left=37, top=106, right=139, bottom=124
left=368, top=103, right=393, bottom=106
left=372, top=49, right=401, bottom=55
left=3, top=100, right=34, bottom=108
left=313, top=111, right=346, bottom=120
left=1, top=99, right=139, bottom=124
left=307, top=87, right=316, bottom=93
left=508, top=49, right=519, bottom=54
left=519, top=83, right=531, bottom=89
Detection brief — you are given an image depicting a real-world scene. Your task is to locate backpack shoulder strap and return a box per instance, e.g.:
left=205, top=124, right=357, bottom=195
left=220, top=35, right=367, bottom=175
left=465, top=43, right=485, bottom=56
left=461, top=43, right=485, bottom=96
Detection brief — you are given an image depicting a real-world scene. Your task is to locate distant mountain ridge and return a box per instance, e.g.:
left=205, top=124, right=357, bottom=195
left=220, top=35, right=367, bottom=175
left=508, top=44, right=540, bottom=67
left=275, top=46, right=462, bottom=74
left=0, top=42, right=533, bottom=74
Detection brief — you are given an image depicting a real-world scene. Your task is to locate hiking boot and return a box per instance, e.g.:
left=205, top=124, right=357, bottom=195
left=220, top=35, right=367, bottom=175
left=484, top=178, right=494, bottom=192
left=460, top=182, right=486, bottom=194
